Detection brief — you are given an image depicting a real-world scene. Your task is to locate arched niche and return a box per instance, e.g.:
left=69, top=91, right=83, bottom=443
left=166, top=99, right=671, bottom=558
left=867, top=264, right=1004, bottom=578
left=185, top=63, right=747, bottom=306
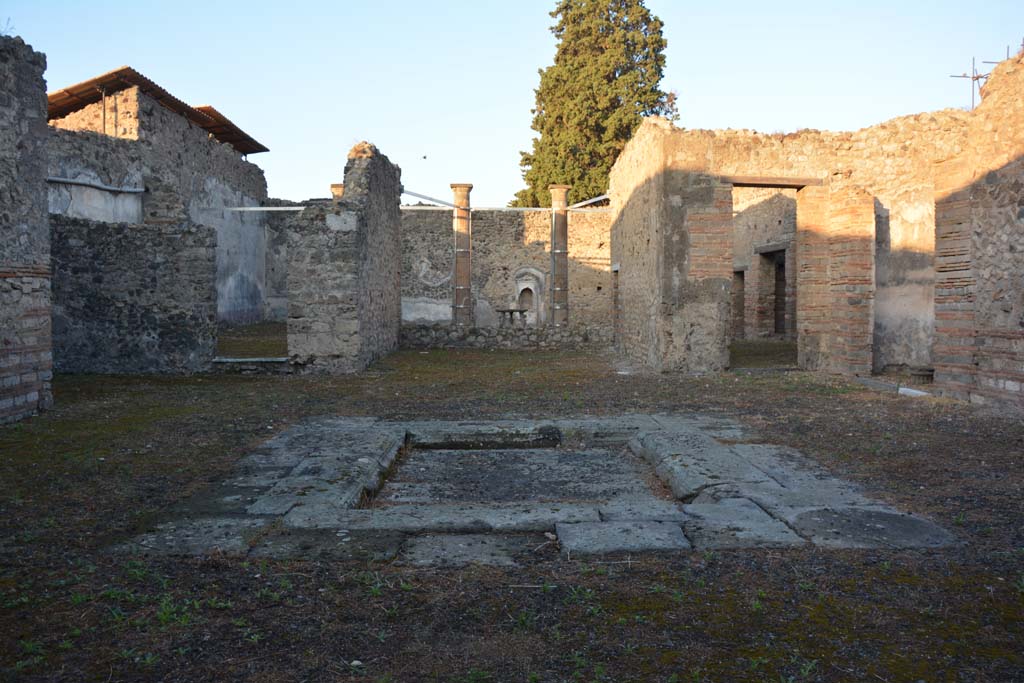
left=513, top=267, right=546, bottom=326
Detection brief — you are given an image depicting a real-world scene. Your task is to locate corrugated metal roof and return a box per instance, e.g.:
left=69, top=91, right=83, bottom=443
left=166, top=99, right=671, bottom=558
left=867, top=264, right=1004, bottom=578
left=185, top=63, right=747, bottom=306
left=47, top=66, right=269, bottom=155
left=192, top=105, right=268, bottom=155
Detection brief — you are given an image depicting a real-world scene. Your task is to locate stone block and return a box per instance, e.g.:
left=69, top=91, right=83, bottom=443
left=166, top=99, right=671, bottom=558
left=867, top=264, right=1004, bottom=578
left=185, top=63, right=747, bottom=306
left=556, top=521, right=691, bottom=556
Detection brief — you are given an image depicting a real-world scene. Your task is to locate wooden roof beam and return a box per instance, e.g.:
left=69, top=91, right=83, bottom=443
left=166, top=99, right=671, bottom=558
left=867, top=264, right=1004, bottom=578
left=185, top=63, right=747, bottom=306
left=720, top=175, right=824, bottom=189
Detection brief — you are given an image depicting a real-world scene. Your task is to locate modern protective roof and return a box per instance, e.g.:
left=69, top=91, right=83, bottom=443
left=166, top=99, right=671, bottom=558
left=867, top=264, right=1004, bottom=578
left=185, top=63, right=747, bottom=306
left=47, top=66, right=269, bottom=155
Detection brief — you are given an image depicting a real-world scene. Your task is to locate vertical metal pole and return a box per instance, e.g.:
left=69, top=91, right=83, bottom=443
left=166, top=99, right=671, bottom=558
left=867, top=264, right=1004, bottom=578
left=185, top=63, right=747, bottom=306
left=451, top=183, right=474, bottom=327
left=100, top=87, right=107, bottom=135
left=972, top=57, right=976, bottom=110
left=549, top=184, right=571, bottom=327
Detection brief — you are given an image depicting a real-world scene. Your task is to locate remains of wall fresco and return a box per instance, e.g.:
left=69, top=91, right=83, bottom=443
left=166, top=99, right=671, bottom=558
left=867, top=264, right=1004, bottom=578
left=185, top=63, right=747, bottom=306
left=50, top=214, right=217, bottom=373
left=287, top=144, right=401, bottom=373
left=0, top=37, right=52, bottom=423
left=47, top=129, right=143, bottom=223
left=400, top=209, right=613, bottom=335
left=401, top=208, right=455, bottom=323
left=49, top=87, right=269, bottom=323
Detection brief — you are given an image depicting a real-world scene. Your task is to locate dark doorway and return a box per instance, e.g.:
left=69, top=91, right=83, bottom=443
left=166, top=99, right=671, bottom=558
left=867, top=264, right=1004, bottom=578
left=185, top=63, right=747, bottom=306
left=731, top=271, right=746, bottom=340
left=773, top=253, right=786, bottom=334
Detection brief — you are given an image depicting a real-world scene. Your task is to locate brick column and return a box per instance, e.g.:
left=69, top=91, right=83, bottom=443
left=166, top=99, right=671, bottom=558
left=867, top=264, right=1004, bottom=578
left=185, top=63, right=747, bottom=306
left=549, top=184, right=570, bottom=327
left=451, top=184, right=473, bottom=327
left=826, top=185, right=876, bottom=376
left=795, top=185, right=830, bottom=370
left=0, top=37, right=52, bottom=424
left=931, top=160, right=976, bottom=400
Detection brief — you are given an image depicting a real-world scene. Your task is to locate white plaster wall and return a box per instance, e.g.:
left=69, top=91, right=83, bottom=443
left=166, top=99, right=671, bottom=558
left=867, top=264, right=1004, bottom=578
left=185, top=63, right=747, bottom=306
left=47, top=171, right=143, bottom=224
left=190, top=177, right=266, bottom=324
left=402, top=297, right=451, bottom=323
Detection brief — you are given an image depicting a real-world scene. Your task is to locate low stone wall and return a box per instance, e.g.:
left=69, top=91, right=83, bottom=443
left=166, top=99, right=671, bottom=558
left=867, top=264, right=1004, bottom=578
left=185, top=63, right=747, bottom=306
left=401, top=323, right=612, bottom=350
left=287, top=143, right=402, bottom=373
left=0, top=36, right=52, bottom=423
left=51, top=215, right=217, bottom=373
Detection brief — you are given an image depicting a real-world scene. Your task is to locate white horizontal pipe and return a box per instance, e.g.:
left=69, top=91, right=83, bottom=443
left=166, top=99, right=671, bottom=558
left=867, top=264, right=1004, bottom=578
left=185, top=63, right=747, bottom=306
left=47, top=176, right=145, bottom=194
left=472, top=207, right=551, bottom=212
left=204, top=206, right=306, bottom=212
left=402, top=189, right=459, bottom=209
left=569, top=194, right=608, bottom=209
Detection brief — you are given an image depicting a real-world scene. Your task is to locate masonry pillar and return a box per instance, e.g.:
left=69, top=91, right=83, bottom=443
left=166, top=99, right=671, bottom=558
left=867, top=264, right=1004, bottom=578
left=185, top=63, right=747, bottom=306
left=0, top=37, right=52, bottom=423
left=451, top=184, right=474, bottom=327
left=549, top=184, right=571, bottom=326
left=826, top=185, right=876, bottom=376
left=795, top=185, right=831, bottom=371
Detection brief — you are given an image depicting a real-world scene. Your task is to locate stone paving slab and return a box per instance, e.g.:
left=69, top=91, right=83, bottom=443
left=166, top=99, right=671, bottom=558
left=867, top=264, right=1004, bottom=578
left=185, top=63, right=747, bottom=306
left=630, top=431, right=772, bottom=500
left=399, top=534, right=544, bottom=567
left=114, top=414, right=954, bottom=559
left=556, top=521, right=691, bottom=555
left=690, top=478, right=876, bottom=513
left=682, top=498, right=806, bottom=549
left=247, top=477, right=366, bottom=516
left=789, top=507, right=957, bottom=549
left=403, top=420, right=561, bottom=450
left=284, top=502, right=602, bottom=533
left=597, top=498, right=689, bottom=523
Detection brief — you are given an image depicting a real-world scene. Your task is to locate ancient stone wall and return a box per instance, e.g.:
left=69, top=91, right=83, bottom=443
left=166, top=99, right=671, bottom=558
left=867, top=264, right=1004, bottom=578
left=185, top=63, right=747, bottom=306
left=932, top=54, right=1024, bottom=408
left=825, top=185, right=877, bottom=375
left=49, top=87, right=269, bottom=323
left=47, top=129, right=143, bottom=223
left=262, top=199, right=298, bottom=322
left=952, top=158, right=1024, bottom=408
left=49, top=87, right=140, bottom=139
left=401, top=208, right=455, bottom=323
left=607, top=119, right=671, bottom=369
left=0, top=37, right=52, bottom=423
left=610, top=90, right=976, bottom=374
left=400, top=208, right=613, bottom=331
left=50, top=215, right=217, bottom=374
left=287, top=144, right=401, bottom=373
left=401, top=323, right=612, bottom=350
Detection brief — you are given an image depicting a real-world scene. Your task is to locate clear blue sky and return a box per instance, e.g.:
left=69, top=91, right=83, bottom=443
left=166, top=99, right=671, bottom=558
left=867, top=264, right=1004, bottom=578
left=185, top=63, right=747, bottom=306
left=6, top=1, right=1024, bottom=206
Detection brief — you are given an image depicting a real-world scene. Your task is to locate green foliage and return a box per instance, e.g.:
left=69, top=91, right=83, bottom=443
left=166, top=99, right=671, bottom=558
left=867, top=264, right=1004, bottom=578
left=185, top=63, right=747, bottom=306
left=513, top=0, right=677, bottom=207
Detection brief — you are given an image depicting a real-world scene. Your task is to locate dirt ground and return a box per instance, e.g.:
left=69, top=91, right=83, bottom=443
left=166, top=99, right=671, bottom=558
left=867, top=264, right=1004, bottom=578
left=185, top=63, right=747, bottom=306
left=729, top=340, right=797, bottom=368
left=1, top=349, right=1021, bottom=682
left=216, top=322, right=288, bottom=358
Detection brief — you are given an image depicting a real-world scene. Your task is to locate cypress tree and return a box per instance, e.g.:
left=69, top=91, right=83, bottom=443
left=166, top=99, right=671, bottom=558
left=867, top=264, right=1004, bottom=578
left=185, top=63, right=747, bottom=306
left=512, top=0, right=677, bottom=207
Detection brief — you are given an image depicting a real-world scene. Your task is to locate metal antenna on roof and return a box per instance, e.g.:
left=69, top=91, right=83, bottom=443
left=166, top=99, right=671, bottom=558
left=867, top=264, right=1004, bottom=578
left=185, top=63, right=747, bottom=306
left=953, top=42, right=1024, bottom=111
left=950, top=57, right=991, bottom=110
